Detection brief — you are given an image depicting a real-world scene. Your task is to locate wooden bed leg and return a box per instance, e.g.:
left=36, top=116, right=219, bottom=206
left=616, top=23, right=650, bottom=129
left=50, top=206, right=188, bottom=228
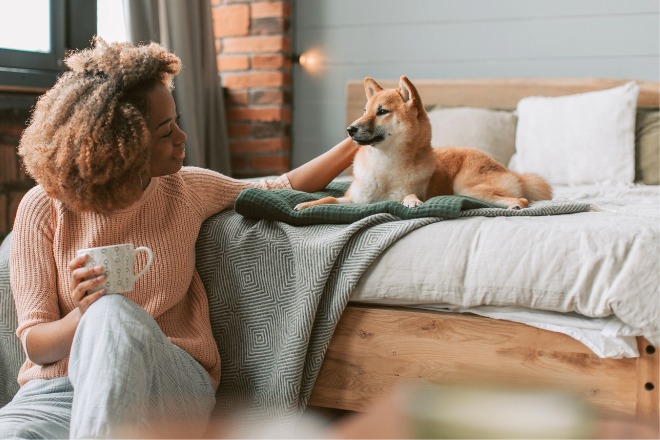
left=637, top=338, right=659, bottom=422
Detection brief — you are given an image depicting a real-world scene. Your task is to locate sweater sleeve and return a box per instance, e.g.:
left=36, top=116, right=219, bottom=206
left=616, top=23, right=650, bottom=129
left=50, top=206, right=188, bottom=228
left=179, top=167, right=292, bottom=219
left=10, top=187, right=60, bottom=350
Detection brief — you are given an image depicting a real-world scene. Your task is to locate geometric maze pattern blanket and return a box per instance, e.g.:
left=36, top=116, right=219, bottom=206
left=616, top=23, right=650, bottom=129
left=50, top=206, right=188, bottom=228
left=0, top=234, right=21, bottom=409
left=195, top=211, right=441, bottom=425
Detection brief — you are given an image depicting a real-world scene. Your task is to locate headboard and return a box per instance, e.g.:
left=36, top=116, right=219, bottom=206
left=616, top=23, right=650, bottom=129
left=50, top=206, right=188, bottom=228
left=345, top=78, right=660, bottom=126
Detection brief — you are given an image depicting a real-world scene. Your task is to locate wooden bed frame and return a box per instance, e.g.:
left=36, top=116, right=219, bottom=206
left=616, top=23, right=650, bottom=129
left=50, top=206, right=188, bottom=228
left=308, top=78, right=660, bottom=422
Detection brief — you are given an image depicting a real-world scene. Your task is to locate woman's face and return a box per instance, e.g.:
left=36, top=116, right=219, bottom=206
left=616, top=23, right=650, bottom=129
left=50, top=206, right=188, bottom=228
left=145, top=84, right=187, bottom=178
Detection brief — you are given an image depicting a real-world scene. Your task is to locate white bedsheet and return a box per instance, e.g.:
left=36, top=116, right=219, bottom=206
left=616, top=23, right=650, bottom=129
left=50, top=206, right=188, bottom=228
left=350, top=184, right=660, bottom=358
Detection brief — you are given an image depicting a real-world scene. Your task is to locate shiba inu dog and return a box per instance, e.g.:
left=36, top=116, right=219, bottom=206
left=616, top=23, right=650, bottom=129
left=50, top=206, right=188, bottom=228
left=295, top=75, right=551, bottom=211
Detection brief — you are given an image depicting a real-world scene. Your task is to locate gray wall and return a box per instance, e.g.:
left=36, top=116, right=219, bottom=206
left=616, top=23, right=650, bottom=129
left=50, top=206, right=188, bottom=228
left=291, top=0, right=660, bottom=166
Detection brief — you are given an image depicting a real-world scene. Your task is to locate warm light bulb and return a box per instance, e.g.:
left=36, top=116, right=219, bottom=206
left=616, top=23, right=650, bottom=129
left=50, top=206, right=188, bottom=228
left=296, top=48, right=324, bottom=75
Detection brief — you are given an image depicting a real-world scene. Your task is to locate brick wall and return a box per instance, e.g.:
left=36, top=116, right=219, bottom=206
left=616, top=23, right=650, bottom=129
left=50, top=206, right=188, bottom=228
left=0, top=93, right=36, bottom=240
left=211, top=0, right=292, bottom=178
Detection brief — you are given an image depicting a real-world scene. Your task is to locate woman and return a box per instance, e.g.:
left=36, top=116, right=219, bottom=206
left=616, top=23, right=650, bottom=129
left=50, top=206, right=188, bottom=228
left=0, top=37, right=357, bottom=438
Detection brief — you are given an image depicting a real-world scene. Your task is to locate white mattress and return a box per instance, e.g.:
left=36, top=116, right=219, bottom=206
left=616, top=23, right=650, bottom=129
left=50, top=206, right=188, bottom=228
left=350, top=184, right=660, bottom=358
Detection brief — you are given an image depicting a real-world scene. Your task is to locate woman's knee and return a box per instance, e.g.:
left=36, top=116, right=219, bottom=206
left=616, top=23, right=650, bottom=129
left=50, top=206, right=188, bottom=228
left=73, top=294, right=161, bottom=354
left=81, top=294, right=142, bottom=322
left=78, top=295, right=155, bottom=332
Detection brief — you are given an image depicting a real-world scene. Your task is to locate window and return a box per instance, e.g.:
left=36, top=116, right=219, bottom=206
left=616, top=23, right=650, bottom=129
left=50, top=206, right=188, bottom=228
left=97, top=0, right=127, bottom=44
left=0, top=1, right=51, bottom=53
left=0, top=0, right=97, bottom=92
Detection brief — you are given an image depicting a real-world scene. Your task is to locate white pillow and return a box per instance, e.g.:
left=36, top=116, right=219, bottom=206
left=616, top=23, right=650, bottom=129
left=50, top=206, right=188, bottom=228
left=509, top=82, right=639, bottom=185
left=428, top=107, right=517, bottom=166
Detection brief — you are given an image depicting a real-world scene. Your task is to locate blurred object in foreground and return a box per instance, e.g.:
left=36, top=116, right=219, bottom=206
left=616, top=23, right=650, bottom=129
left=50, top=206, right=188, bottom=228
left=404, top=384, right=594, bottom=439
left=144, top=383, right=658, bottom=438
left=330, top=383, right=599, bottom=439
left=331, top=383, right=659, bottom=439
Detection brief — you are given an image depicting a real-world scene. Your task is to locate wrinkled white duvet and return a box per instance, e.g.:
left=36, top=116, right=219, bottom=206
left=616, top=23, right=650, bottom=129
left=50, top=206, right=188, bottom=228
left=351, top=184, right=660, bottom=358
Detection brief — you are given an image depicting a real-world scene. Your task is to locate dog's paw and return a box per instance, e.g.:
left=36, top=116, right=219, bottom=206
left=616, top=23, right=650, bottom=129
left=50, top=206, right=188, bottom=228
left=294, top=202, right=310, bottom=211
left=404, top=200, right=424, bottom=208
left=506, top=198, right=528, bottom=210
left=401, top=194, right=424, bottom=208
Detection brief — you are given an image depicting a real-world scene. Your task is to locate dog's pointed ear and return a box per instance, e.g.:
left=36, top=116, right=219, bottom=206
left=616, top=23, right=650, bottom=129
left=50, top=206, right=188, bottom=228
left=364, top=77, right=383, bottom=99
left=398, top=75, right=422, bottom=110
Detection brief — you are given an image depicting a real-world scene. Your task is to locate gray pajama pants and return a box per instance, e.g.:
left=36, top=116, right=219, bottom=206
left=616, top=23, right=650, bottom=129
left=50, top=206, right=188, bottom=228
left=0, top=294, right=216, bottom=439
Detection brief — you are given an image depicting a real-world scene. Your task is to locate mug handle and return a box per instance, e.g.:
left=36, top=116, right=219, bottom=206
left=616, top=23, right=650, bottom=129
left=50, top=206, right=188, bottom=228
left=134, top=246, right=154, bottom=280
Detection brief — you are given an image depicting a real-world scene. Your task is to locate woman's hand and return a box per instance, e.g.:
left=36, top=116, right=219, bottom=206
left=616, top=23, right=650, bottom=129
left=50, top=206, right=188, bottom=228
left=69, top=253, right=108, bottom=315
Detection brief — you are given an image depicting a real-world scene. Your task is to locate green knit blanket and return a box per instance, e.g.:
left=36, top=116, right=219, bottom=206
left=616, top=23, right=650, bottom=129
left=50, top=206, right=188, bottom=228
left=235, top=181, right=592, bottom=225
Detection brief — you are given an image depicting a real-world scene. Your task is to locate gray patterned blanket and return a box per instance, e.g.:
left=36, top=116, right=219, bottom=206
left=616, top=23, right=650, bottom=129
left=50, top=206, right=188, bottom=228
left=196, top=211, right=441, bottom=424
left=0, top=234, right=21, bottom=408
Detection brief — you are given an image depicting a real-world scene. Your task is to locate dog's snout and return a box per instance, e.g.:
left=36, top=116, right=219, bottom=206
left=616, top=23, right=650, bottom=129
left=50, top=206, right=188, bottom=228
left=347, top=125, right=358, bottom=137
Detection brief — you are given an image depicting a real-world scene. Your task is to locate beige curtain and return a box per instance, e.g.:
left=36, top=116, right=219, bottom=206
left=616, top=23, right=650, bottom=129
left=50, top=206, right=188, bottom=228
left=124, top=0, right=231, bottom=174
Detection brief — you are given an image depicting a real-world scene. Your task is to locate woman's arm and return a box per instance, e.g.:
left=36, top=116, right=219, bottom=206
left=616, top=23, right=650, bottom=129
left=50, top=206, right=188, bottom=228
left=24, top=310, right=81, bottom=365
left=180, top=137, right=359, bottom=218
left=286, top=137, right=358, bottom=192
left=10, top=190, right=109, bottom=366
left=25, top=255, right=107, bottom=365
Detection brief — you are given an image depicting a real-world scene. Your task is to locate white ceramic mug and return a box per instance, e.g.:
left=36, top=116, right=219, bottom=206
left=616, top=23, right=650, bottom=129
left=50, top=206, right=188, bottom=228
left=76, top=244, right=154, bottom=294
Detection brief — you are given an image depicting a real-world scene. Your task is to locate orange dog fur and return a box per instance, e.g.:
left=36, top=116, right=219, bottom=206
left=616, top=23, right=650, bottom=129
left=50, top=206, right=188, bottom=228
left=295, top=76, right=551, bottom=211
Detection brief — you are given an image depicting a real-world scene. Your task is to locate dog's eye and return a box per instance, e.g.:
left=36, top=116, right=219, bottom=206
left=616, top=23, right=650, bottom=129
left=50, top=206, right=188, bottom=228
left=376, top=108, right=389, bottom=116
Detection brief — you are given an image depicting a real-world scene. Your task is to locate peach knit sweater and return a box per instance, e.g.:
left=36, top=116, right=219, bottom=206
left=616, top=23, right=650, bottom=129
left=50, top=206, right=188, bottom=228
left=10, top=167, right=290, bottom=390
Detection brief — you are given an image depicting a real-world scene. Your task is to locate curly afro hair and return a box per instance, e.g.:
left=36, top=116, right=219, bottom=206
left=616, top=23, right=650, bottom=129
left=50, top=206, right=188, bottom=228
left=18, top=36, right=181, bottom=213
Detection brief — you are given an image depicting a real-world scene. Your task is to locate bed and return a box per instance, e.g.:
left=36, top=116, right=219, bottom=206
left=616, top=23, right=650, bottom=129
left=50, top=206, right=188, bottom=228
left=306, top=78, right=660, bottom=422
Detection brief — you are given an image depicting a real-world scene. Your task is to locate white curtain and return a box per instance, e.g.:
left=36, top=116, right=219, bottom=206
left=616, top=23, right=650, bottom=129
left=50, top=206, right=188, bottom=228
left=124, top=0, right=231, bottom=174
